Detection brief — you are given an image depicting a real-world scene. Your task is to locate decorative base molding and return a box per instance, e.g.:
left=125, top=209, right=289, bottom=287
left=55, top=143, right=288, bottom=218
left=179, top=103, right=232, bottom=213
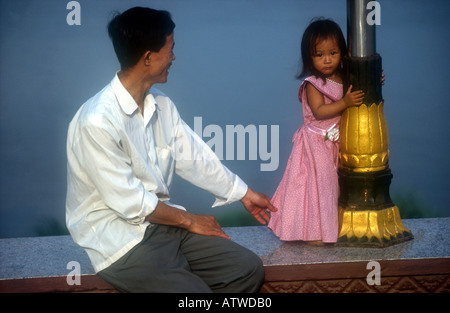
left=261, top=274, right=450, bottom=293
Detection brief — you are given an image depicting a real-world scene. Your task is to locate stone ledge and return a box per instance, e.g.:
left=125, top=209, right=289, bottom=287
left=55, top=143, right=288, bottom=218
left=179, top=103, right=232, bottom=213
left=1, top=218, right=449, bottom=293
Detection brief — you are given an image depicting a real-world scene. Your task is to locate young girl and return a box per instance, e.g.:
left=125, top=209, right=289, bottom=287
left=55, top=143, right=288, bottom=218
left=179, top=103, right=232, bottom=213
left=268, top=19, right=364, bottom=243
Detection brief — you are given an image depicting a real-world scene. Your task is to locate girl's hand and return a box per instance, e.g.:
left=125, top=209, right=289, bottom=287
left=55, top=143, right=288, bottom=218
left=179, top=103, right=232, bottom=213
left=343, top=85, right=364, bottom=107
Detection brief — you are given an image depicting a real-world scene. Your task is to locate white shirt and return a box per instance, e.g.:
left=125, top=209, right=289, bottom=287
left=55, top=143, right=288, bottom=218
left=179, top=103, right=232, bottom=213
left=66, top=74, right=248, bottom=272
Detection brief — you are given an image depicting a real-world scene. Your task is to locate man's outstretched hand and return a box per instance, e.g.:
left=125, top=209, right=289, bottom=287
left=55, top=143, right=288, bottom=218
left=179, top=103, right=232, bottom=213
left=241, top=187, right=277, bottom=225
left=181, top=187, right=277, bottom=240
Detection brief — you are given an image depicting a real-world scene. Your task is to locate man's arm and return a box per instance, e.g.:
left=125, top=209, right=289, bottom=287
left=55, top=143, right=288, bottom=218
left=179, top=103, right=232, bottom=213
left=146, top=187, right=277, bottom=240
left=153, top=102, right=276, bottom=237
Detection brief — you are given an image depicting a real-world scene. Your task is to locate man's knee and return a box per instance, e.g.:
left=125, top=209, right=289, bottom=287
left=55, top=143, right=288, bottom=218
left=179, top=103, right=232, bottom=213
left=246, top=251, right=265, bottom=289
left=229, top=248, right=265, bottom=293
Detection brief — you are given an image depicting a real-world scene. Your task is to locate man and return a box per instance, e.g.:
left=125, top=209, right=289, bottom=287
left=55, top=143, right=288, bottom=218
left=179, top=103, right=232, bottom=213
left=66, top=7, right=276, bottom=293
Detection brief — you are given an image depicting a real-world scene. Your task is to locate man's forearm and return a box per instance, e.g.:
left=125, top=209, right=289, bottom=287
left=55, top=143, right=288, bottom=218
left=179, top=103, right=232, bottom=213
left=145, top=201, right=193, bottom=229
left=145, top=201, right=230, bottom=239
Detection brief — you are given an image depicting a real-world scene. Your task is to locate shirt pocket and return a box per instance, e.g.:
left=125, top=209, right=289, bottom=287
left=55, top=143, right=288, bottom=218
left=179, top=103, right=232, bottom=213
left=155, top=145, right=173, bottom=181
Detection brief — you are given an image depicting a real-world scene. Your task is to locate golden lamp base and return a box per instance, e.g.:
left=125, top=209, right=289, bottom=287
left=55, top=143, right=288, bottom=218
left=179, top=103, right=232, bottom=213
left=337, top=205, right=413, bottom=247
left=337, top=168, right=413, bottom=247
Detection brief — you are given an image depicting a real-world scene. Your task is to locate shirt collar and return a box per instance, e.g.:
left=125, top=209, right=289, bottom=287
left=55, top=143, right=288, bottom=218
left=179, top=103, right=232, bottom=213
left=111, top=73, right=159, bottom=116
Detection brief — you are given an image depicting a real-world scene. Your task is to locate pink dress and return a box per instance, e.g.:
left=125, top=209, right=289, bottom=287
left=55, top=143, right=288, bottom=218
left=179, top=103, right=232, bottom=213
left=268, top=76, right=343, bottom=242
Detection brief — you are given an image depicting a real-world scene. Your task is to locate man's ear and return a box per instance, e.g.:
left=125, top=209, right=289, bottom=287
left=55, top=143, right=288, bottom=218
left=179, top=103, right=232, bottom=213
left=143, top=51, right=152, bottom=66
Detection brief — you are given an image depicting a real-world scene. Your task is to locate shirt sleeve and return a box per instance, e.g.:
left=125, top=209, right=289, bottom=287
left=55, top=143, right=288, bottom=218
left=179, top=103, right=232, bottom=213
left=74, top=121, right=159, bottom=224
left=169, top=109, right=248, bottom=207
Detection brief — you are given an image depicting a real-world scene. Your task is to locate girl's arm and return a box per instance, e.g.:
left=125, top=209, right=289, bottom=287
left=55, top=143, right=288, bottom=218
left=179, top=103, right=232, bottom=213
left=306, top=83, right=364, bottom=120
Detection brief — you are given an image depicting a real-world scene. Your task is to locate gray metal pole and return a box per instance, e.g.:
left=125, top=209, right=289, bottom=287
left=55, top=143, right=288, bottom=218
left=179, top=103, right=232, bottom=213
left=347, top=0, right=376, bottom=57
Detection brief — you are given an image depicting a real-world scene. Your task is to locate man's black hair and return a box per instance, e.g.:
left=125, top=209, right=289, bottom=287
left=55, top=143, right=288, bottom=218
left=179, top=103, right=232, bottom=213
left=107, top=7, right=176, bottom=69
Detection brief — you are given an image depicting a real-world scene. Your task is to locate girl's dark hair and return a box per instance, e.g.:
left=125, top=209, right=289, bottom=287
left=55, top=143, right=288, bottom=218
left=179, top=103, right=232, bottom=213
left=297, top=18, right=347, bottom=80
left=107, top=7, right=175, bottom=70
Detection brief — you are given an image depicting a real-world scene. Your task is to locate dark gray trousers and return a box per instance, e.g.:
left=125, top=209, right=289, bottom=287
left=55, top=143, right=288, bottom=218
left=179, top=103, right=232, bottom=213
left=98, top=224, right=264, bottom=293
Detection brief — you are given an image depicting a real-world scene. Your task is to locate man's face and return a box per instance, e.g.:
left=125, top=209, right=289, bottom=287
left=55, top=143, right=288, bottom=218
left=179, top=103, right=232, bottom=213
left=148, top=32, right=176, bottom=84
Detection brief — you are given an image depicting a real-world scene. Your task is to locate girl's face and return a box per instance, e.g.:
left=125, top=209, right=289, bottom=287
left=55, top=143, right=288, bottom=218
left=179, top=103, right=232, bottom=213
left=312, top=37, right=341, bottom=77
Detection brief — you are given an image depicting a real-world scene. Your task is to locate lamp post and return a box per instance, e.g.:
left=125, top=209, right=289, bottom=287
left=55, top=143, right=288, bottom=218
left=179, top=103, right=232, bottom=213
left=337, top=0, right=413, bottom=247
